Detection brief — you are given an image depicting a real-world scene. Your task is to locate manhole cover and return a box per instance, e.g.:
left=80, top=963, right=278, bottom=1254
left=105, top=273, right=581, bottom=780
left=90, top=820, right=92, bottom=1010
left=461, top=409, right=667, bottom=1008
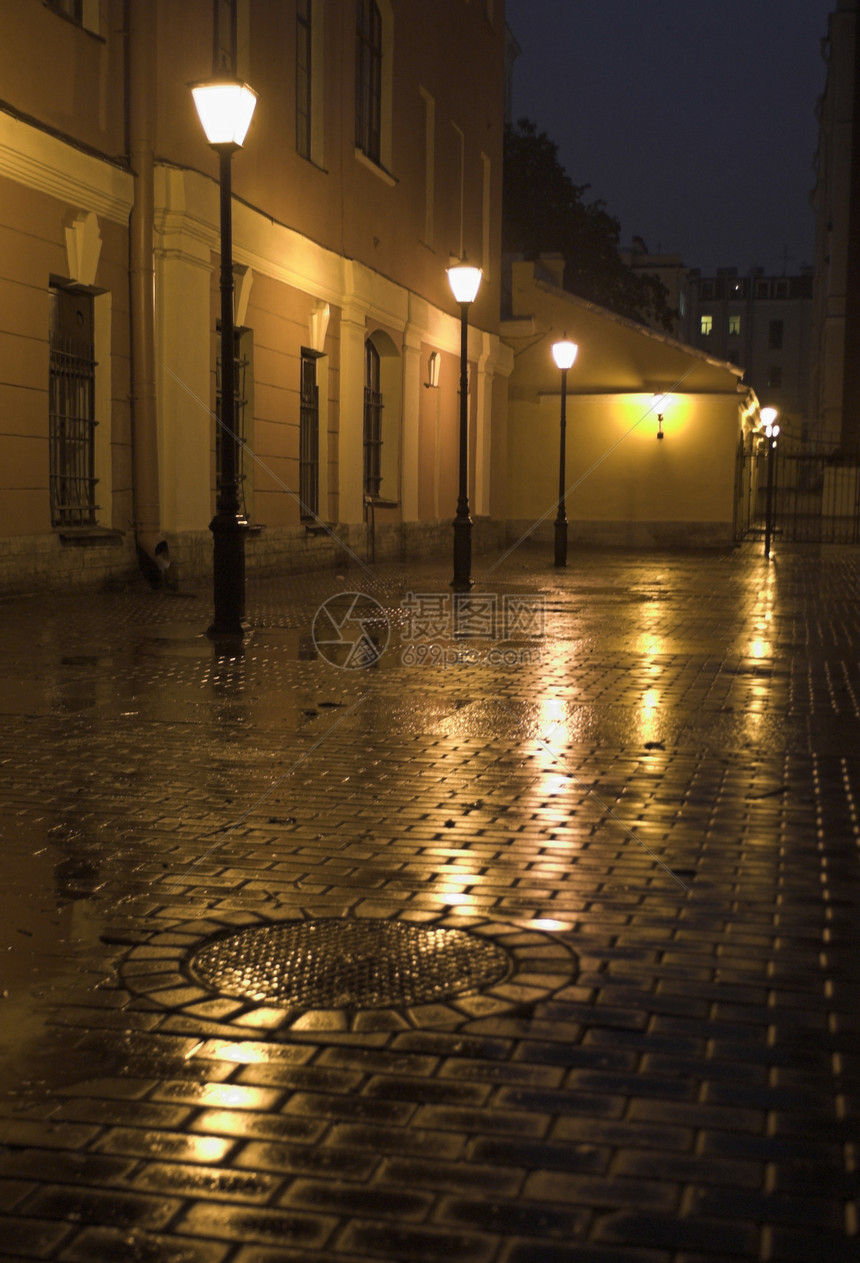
left=187, top=917, right=511, bottom=1010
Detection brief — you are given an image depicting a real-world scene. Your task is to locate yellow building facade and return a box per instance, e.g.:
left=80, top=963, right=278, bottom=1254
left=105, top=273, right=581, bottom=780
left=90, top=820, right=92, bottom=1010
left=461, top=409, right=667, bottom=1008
left=503, top=259, right=761, bottom=548
left=0, top=0, right=510, bottom=591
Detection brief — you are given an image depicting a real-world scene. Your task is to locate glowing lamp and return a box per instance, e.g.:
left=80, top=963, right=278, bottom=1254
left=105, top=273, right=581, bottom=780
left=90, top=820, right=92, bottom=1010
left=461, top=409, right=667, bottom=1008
left=192, top=80, right=257, bottom=147
left=447, top=264, right=483, bottom=305
left=552, top=339, right=578, bottom=371
left=760, top=406, right=779, bottom=438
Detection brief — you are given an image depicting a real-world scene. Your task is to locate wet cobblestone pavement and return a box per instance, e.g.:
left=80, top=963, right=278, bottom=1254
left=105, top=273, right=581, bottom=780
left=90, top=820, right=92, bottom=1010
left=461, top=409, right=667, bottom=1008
left=0, top=542, right=858, bottom=1262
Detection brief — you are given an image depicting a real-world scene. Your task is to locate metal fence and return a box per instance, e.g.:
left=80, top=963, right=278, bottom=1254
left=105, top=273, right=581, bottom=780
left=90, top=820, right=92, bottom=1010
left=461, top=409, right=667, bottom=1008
left=736, top=443, right=860, bottom=545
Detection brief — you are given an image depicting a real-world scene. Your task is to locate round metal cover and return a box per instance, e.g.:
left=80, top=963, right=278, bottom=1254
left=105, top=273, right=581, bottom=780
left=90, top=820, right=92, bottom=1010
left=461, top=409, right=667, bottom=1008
left=187, top=917, right=512, bottom=1010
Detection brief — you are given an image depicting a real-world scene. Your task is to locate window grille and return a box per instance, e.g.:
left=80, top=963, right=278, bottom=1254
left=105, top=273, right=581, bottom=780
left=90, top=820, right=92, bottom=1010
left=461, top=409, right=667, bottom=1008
left=216, top=328, right=250, bottom=517
left=300, top=352, right=320, bottom=519
left=355, top=0, right=382, bottom=162
left=363, top=340, right=383, bottom=498
left=49, top=287, right=98, bottom=528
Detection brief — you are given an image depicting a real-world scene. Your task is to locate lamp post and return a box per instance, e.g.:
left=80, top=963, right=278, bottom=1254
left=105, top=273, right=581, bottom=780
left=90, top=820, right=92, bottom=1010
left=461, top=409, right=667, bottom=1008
left=761, top=406, right=780, bottom=558
left=551, top=337, right=578, bottom=567
left=191, top=78, right=257, bottom=638
left=447, top=261, right=482, bottom=591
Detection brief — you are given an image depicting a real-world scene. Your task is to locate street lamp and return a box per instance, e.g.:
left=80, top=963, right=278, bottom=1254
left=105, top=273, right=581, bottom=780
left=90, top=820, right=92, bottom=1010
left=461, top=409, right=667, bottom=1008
left=551, top=337, right=578, bottom=567
left=191, top=77, right=258, bottom=638
left=761, top=406, right=780, bottom=558
left=447, top=261, right=482, bottom=591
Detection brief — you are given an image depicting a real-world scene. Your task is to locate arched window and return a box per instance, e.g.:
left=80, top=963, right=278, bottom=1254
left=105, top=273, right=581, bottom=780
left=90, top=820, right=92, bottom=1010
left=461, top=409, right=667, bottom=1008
left=363, top=339, right=383, bottom=497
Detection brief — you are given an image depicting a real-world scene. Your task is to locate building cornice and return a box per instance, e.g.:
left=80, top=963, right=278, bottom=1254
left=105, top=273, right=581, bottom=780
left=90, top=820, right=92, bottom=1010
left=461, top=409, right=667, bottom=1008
left=0, top=103, right=132, bottom=223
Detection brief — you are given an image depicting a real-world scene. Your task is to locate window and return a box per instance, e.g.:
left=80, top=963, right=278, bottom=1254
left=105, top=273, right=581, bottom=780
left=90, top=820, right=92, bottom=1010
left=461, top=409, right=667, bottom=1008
left=769, top=319, right=784, bottom=350
left=355, top=0, right=382, bottom=163
left=296, top=0, right=312, bottom=159
left=216, top=326, right=253, bottom=518
left=300, top=351, right=320, bottom=519
left=701, top=282, right=716, bottom=299
left=728, top=314, right=741, bottom=336
left=767, top=366, right=782, bottom=389
left=419, top=87, right=435, bottom=247
left=46, top=0, right=100, bottom=33
left=700, top=314, right=713, bottom=336
left=363, top=339, right=383, bottom=497
left=756, top=280, right=770, bottom=298
left=49, top=285, right=97, bottom=527
left=46, top=0, right=83, bottom=24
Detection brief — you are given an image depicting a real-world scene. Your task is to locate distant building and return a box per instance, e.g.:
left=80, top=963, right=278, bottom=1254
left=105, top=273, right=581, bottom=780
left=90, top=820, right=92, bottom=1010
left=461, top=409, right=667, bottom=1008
left=503, top=257, right=761, bottom=550
left=810, top=0, right=859, bottom=452
left=619, top=237, right=687, bottom=338
left=682, top=268, right=813, bottom=441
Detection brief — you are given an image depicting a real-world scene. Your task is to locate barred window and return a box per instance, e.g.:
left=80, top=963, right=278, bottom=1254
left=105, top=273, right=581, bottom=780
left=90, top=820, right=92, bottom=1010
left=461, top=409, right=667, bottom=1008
left=216, top=326, right=252, bottom=518
left=300, top=351, right=320, bottom=519
left=355, top=0, right=382, bottom=162
left=49, top=285, right=98, bottom=528
left=363, top=340, right=383, bottom=498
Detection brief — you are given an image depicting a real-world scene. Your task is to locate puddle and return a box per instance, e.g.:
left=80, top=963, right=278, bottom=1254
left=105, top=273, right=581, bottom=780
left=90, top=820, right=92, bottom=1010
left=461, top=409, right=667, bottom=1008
left=0, top=828, right=119, bottom=1098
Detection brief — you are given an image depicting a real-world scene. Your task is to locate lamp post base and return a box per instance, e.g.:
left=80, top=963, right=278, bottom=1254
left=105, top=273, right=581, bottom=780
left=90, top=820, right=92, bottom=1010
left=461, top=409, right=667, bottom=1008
left=451, top=512, right=473, bottom=592
left=554, top=516, right=568, bottom=568
left=207, top=510, right=248, bottom=639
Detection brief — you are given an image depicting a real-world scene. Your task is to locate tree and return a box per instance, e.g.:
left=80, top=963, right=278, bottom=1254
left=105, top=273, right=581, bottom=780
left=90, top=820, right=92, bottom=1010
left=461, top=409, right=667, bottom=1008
left=503, top=118, right=677, bottom=331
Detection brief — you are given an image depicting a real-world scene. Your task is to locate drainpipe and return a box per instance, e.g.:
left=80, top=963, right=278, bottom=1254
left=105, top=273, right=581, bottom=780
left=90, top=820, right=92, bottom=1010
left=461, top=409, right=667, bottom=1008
left=127, top=0, right=169, bottom=580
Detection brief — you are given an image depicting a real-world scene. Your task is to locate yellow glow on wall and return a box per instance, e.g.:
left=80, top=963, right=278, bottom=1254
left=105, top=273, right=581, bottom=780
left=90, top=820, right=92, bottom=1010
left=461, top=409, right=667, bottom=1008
left=613, top=393, right=695, bottom=441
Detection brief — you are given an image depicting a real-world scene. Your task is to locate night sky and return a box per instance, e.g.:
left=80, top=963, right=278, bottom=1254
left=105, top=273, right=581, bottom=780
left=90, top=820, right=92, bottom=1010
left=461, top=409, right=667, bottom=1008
left=504, top=0, right=836, bottom=276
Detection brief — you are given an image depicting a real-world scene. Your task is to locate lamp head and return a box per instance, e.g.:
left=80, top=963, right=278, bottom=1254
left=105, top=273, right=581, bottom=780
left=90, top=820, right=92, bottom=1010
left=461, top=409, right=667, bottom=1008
left=191, top=79, right=257, bottom=147
left=552, top=338, right=578, bottom=371
left=447, top=263, right=483, bottom=305
left=760, top=406, right=779, bottom=438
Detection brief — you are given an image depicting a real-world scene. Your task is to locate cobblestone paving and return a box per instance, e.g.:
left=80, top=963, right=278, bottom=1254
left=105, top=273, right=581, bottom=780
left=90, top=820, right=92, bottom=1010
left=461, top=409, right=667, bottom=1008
left=0, top=543, right=858, bottom=1262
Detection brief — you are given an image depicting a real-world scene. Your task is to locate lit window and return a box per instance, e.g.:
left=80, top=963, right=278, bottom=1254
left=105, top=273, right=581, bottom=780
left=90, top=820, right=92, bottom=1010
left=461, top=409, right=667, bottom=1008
left=729, top=314, right=741, bottom=336
left=700, top=314, right=713, bottom=335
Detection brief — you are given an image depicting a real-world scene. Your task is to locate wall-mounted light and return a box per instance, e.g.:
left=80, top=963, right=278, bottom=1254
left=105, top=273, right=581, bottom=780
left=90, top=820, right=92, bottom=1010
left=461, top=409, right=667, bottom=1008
left=425, top=351, right=440, bottom=389
left=652, top=393, right=669, bottom=440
